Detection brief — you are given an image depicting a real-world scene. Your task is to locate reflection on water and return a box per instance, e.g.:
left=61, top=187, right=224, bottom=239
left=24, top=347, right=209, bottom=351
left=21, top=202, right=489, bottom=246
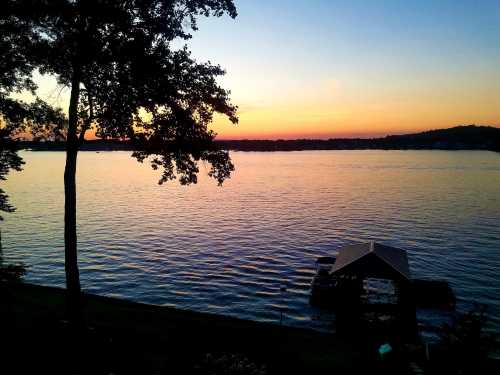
left=2, top=150, right=500, bottom=332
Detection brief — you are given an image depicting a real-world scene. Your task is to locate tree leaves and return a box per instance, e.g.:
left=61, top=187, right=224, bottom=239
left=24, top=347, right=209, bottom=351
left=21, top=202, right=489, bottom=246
left=0, top=128, right=24, bottom=220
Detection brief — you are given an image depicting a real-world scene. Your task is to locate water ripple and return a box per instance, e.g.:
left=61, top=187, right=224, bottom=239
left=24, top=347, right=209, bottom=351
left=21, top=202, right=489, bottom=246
left=1, top=150, right=500, bottom=333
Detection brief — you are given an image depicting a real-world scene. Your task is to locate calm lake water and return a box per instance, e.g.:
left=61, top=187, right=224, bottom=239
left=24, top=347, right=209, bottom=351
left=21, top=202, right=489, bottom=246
left=2, top=150, right=500, bottom=333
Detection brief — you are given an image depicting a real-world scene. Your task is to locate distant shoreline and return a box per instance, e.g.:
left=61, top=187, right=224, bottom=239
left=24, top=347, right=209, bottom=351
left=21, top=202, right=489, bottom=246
left=17, top=125, right=500, bottom=152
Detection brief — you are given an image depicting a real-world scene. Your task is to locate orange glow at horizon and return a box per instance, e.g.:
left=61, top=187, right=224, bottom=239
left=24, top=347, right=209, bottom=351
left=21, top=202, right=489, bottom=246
left=209, top=77, right=500, bottom=140
left=12, top=60, right=500, bottom=141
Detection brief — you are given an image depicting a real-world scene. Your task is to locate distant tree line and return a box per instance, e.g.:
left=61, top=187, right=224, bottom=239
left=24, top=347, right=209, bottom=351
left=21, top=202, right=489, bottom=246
left=218, top=125, right=500, bottom=152
left=17, top=125, right=500, bottom=152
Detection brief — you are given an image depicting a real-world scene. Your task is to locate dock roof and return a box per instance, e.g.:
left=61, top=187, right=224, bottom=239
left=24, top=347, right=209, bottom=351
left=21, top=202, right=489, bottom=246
left=330, top=242, right=410, bottom=281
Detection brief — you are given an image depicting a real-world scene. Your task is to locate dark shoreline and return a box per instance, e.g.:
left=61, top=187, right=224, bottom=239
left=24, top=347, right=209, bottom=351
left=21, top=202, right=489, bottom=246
left=1, top=282, right=367, bottom=374
left=3, top=282, right=500, bottom=374
left=16, top=125, right=500, bottom=152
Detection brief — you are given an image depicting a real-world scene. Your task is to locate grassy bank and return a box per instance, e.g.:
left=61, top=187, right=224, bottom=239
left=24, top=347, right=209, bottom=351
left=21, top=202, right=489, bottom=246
left=0, top=282, right=402, bottom=374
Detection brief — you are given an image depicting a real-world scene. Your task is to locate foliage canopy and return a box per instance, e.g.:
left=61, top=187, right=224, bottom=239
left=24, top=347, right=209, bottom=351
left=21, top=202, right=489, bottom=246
left=1, top=0, right=238, bottom=183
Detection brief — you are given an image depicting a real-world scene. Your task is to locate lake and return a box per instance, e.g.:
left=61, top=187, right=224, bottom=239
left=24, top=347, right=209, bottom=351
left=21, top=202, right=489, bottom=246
left=2, top=150, right=500, bottom=333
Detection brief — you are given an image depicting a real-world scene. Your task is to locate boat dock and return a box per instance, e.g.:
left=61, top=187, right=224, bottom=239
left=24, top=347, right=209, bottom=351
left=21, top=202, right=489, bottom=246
left=310, top=241, right=455, bottom=311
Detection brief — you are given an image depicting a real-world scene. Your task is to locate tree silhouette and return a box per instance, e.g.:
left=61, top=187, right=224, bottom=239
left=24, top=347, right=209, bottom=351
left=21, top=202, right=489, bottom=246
left=0, top=130, right=23, bottom=219
left=1, top=0, right=238, bottom=313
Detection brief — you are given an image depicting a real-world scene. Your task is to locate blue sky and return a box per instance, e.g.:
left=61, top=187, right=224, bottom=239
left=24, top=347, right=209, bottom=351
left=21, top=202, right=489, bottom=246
left=183, top=0, right=500, bottom=138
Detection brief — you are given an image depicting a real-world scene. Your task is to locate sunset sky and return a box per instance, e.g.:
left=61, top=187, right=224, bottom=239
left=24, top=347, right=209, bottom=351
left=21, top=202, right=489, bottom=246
left=31, top=0, right=500, bottom=139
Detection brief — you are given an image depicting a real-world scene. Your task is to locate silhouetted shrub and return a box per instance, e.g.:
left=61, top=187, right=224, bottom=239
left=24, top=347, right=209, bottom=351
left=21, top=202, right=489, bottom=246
left=435, top=304, right=497, bottom=374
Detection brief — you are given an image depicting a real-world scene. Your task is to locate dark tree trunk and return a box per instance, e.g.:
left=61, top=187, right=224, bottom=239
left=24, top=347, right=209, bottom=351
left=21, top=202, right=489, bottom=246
left=64, top=68, right=82, bottom=307
left=64, top=147, right=80, bottom=293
